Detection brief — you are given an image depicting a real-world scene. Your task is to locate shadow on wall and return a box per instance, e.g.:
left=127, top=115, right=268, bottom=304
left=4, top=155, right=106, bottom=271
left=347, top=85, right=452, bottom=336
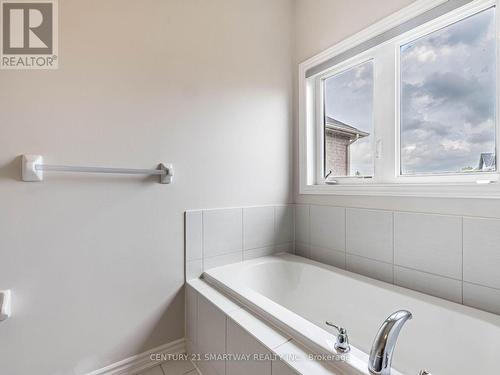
left=78, top=286, right=185, bottom=373
left=0, top=156, right=22, bottom=181
left=136, top=286, right=185, bottom=355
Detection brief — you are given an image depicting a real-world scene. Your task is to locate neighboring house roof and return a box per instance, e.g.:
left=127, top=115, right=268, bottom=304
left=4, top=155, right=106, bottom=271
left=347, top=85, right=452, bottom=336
left=478, top=153, right=496, bottom=171
left=325, top=117, right=369, bottom=139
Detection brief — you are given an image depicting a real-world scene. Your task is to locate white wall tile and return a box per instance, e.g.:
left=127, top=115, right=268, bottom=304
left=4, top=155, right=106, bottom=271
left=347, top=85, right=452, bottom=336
left=186, top=211, right=203, bottom=261
left=271, top=360, right=298, bottom=375
left=204, top=252, right=243, bottom=271
left=188, top=204, right=500, bottom=318
left=197, top=359, right=221, bottom=375
left=227, top=308, right=290, bottom=350
left=310, top=205, right=345, bottom=251
left=394, top=212, right=462, bottom=279
left=346, top=254, right=393, bottom=284
left=139, top=365, right=165, bottom=375
left=295, top=205, right=310, bottom=244
left=275, top=242, right=294, bottom=254
left=203, top=209, right=243, bottom=257
left=244, top=246, right=275, bottom=260
left=190, top=279, right=241, bottom=314
left=243, top=207, right=275, bottom=250
left=463, top=282, right=500, bottom=315
left=275, top=205, right=294, bottom=244
left=161, top=358, right=195, bottom=375
left=310, top=246, right=345, bottom=269
left=186, top=260, right=203, bottom=280
left=186, top=340, right=198, bottom=363
left=394, top=266, right=462, bottom=303
left=273, top=340, right=334, bottom=375
left=226, top=319, right=272, bottom=375
left=186, top=285, right=197, bottom=345
left=294, top=242, right=310, bottom=258
left=197, top=295, right=227, bottom=375
left=346, top=208, right=393, bottom=263
left=463, top=217, right=500, bottom=290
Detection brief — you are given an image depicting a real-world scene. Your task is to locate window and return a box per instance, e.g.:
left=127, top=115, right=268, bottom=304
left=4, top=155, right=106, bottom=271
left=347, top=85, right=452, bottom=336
left=299, top=0, right=500, bottom=197
left=400, top=7, right=496, bottom=176
left=323, top=61, right=374, bottom=178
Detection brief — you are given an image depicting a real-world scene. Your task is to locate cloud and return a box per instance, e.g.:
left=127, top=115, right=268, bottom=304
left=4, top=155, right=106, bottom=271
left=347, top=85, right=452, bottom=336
left=350, top=138, right=373, bottom=176
left=430, top=8, right=492, bottom=47
left=406, top=71, right=495, bottom=123
left=400, top=7, right=496, bottom=173
left=324, top=62, right=374, bottom=133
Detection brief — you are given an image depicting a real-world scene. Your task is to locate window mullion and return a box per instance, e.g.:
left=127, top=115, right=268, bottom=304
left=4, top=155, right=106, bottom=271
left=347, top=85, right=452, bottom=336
left=373, top=44, right=396, bottom=184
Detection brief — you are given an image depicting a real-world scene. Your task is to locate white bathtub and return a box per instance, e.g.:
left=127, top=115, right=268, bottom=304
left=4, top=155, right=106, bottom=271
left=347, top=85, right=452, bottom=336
left=203, top=253, right=500, bottom=375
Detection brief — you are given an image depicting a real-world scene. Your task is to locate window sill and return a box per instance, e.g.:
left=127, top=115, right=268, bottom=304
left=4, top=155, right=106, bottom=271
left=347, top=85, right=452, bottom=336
left=300, top=182, right=500, bottom=199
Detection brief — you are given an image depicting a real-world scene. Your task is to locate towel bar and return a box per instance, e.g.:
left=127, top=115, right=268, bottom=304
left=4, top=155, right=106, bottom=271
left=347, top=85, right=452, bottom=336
left=22, top=154, right=173, bottom=184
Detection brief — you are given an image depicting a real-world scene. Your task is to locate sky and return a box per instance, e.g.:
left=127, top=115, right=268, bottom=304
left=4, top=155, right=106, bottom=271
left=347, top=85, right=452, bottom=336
left=401, top=7, right=496, bottom=174
left=324, top=7, right=496, bottom=176
left=324, top=61, right=374, bottom=176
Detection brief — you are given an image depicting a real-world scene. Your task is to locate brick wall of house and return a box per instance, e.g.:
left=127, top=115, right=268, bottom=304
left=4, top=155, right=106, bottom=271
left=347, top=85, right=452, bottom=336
left=325, top=132, right=350, bottom=176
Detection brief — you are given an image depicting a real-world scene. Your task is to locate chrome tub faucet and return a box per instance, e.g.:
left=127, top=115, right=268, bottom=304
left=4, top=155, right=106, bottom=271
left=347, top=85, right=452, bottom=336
left=368, top=310, right=412, bottom=375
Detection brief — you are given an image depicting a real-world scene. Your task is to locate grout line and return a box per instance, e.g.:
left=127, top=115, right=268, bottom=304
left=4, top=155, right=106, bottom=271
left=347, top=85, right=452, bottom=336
left=273, top=337, right=294, bottom=350
left=184, top=213, right=188, bottom=282
left=194, top=289, right=198, bottom=351
left=201, top=211, right=205, bottom=272
left=273, top=206, right=277, bottom=251
left=392, top=211, right=395, bottom=284
left=307, top=205, right=311, bottom=258
left=344, top=208, right=347, bottom=268
left=396, top=264, right=462, bottom=282
left=346, top=252, right=395, bottom=267
left=224, top=315, right=228, bottom=375
left=241, top=208, right=244, bottom=257
left=159, top=363, right=167, bottom=375
left=292, top=205, right=296, bottom=254
left=464, top=280, right=500, bottom=292
left=273, top=338, right=293, bottom=351
left=294, top=203, right=500, bottom=220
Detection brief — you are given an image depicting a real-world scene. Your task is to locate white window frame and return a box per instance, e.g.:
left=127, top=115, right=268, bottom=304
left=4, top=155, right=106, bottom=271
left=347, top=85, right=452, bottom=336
left=315, top=55, right=377, bottom=185
left=299, top=0, right=500, bottom=198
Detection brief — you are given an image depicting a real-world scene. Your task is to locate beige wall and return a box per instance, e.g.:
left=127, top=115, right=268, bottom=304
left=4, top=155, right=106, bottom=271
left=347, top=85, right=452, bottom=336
left=294, top=0, right=500, bottom=218
left=0, top=1, right=293, bottom=374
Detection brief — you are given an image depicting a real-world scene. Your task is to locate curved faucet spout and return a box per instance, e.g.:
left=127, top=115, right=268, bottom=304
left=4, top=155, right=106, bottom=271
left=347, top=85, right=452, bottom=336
left=368, top=310, right=412, bottom=375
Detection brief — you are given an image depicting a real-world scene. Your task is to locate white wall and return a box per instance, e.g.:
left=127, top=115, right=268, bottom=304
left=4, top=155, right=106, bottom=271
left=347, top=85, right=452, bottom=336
left=0, top=1, right=294, bottom=374
left=293, top=0, right=500, bottom=218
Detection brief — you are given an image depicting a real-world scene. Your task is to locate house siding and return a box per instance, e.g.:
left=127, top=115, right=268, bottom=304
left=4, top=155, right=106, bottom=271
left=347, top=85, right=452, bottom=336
left=325, top=133, right=350, bottom=176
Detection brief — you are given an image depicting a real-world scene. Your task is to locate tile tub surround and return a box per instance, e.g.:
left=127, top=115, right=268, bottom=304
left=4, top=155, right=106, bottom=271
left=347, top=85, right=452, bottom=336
left=186, top=279, right=343, bottom=375
left=185, top=203, right=500, bottom=316
left=294, top=204, right=500, bottom=315
left=185, top=205, right=294, bottom=279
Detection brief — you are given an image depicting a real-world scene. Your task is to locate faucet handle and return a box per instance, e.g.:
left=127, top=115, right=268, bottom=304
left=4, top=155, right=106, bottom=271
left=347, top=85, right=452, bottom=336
left=325, top=321, right=350, bottom=353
